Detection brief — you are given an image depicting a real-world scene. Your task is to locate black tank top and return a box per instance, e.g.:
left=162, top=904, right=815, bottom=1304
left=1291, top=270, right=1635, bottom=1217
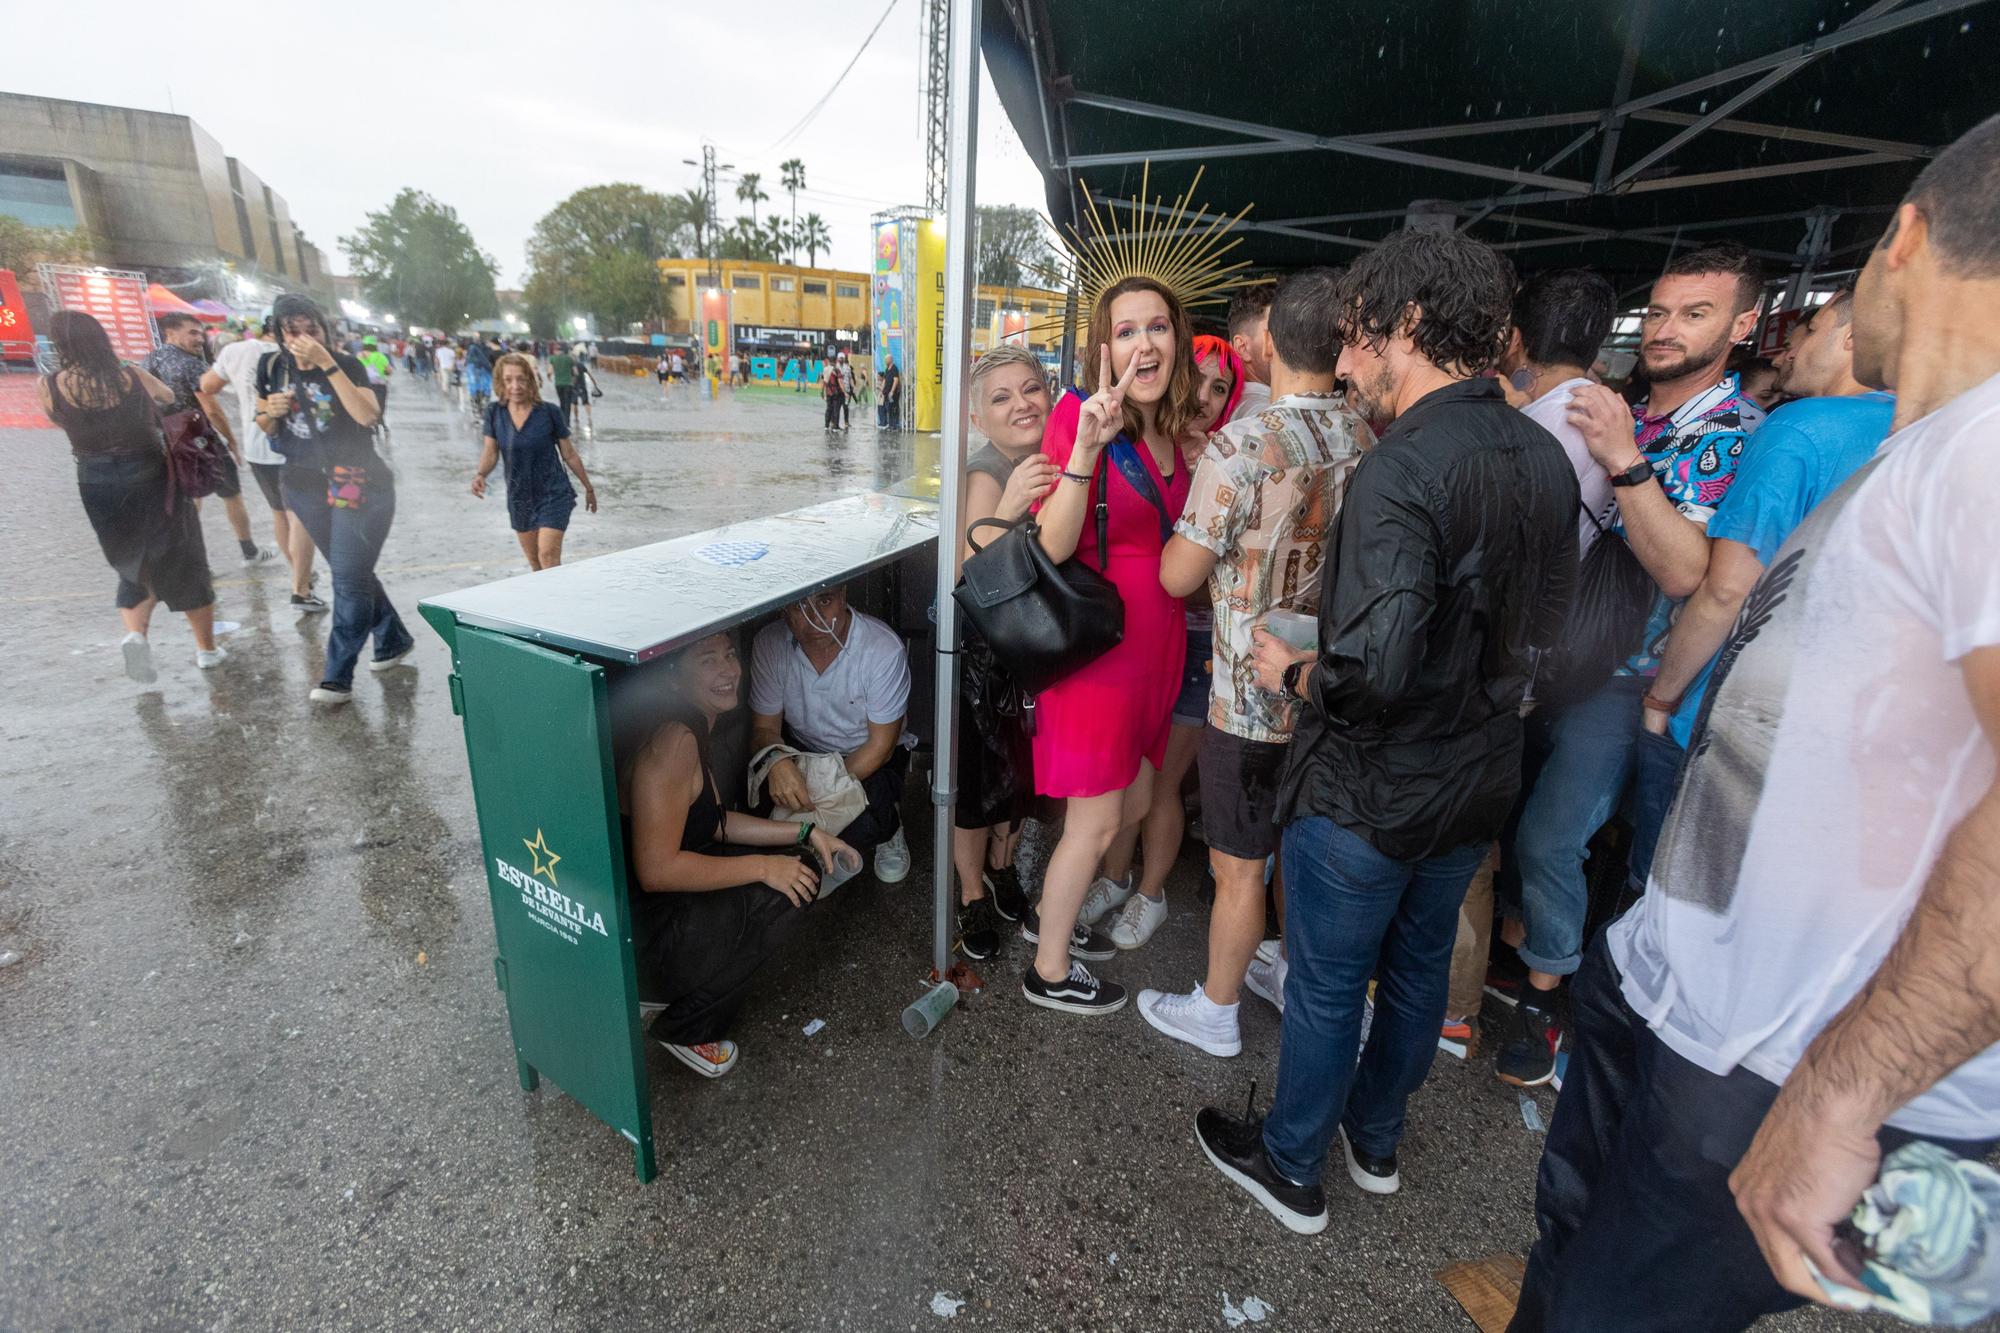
left=45, top=370, right=160, bottom=459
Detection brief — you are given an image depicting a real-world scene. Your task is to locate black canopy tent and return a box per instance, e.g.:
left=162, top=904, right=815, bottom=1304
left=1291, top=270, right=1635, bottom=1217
left=981, top=0, right=1999, bottom=297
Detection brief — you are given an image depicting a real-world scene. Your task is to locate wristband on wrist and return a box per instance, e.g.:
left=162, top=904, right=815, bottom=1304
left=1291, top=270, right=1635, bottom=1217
left=1062, top=469, right=1093, bottom=482
left=796, top=820, right=815, bottom=847
left=1642, top=692, right=1679, bottom=712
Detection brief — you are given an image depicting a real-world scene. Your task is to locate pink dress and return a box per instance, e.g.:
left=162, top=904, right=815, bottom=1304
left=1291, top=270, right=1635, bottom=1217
left=1031, top=390, right=1190, bottom=798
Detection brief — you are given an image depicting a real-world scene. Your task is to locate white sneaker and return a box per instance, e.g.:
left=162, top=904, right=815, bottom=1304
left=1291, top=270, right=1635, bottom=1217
left=213, top=620, right=241, bottom=636
left=1076, top=873, right=1133, bottom=926
left=1245, top=952, right=1288, bottom=1012
left=1254, top=938, right=1283, bottom=965
left=194, top=645, right=227, bottom=669
left=1138, top=984, right=1241, bottom=1057
left=874, top=826, right=910, bottom=883
left=241, top=546, right=280, bottom=567
left=1107, top=891, right=1167, bottom=949
left=120, top=632, right=157, bottom=683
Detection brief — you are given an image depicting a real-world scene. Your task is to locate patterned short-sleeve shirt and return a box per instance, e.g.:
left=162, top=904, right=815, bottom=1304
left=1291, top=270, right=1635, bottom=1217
left=1616, top=373, right=1763, bottom=677
left=1175, top=392, right=1373, bottom=741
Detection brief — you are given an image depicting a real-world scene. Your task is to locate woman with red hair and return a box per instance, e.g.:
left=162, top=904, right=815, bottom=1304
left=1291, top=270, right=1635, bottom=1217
left=1018, top=276, right=1207, bottom=1015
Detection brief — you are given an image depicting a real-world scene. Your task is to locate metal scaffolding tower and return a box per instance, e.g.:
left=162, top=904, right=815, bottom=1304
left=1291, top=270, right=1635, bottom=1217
left=922, top=0, right=950, bottom=215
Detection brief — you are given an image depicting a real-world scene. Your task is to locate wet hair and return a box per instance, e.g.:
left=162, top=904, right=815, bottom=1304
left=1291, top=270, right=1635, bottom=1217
left=271, top=292, right=333, bottom=343
left=47, top=309, right=124, bottom=395
left=1083, top=275, right=1203, bottom=444
left=1512, top=268, right=1615, bottom=370
left=494, top=352, right=540, bottom=396
left=157, top=311, right=202, bottom=337
left=970, top=343, right=1045, bottom=392
left=1336, top=230, right=1516, bottom=376
left=1900, top=113, right=2000, bottom=278
left=1266, top=267, right=1345, bottom=374
left=1226, top=282, right=1275, bottom=339
left=1660, top=241, right=1764, bottom=314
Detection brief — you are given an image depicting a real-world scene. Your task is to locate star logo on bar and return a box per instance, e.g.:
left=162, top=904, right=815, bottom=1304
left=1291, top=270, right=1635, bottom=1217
left=522, top=829, right=561, bottom=886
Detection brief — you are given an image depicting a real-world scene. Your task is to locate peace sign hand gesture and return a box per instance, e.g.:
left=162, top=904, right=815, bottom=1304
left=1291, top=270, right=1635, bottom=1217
left=1074, top=344, right=1141, bottom=458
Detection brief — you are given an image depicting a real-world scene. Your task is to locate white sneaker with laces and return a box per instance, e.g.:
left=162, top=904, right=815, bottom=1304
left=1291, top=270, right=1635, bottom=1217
left=874, top=826, right=910, bottom=883
left=1107, top=891, right=1167, bottom=949
left=1244, top=952, right=1288, bottom=1012
left=1076, top=873, right=1133, bottom=926
left=120, top=632, right=157, bottom=684
left=1254, top=937, right=1282, bottom=964
left=194, top=645, right=227, bottom=669
left=1138, top=984, right=1242, bottom=1057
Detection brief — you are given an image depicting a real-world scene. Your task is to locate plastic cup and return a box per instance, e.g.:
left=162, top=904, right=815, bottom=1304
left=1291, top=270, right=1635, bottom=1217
left=816, top=846, right=863, bottom=899
left=1263, top=608, right=1318, bottom=653
left=901, top=979, right=959, bottom=1039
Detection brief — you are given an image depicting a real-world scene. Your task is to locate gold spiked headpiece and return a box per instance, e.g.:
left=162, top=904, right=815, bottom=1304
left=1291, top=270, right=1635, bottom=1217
left=1028, top=163, right=1258, bottom=340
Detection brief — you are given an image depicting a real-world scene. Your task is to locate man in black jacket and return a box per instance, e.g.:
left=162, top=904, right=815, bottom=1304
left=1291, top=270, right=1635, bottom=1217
left=1194, top=230, right=1580, bottom=1234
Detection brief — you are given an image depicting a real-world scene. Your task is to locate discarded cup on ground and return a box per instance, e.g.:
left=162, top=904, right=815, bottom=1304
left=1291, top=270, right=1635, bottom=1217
left=1263, top=609, right=1318, bottom=654
left=816, top=846, right=863, bottom=898
left=901, top=979, right=959, bottom=1039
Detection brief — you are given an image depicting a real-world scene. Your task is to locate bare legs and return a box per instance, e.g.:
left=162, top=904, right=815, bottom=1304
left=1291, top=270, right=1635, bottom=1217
left=515, top=528, right=567, bottom=571
left=221, top=493, right=254, bottom=546
left=952, top=823, right=1020, bottom=905
left=1203, top=851, right=1267, bottom=1006
left=1102, top=721, right=1201, bottom=902
left=122, top=596, right=217, bottom=651
left=1034, top=763, right=1154, bottom=983
left=283, top=509, right=315, bottom=597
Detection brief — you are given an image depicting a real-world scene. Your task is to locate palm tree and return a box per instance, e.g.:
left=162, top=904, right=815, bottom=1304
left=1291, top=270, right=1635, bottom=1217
left=673, top=188, right=710, bottom=256
left=799, top=213, right=832, bottom=268
left=735, top=173, right=768, bottom=229
left=779, top=159, right=806, bottom=260
left=765, top=218, right=794, bottom=264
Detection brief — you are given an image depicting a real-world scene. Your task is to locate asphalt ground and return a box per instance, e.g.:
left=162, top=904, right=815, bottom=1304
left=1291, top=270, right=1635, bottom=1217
left=0, top=366, right=1918, bottom=1330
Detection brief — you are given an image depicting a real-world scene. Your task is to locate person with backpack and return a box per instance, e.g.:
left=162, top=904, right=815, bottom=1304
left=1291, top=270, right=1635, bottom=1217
left=253, top=293, right=415, bottom=707
left=38, top=310, right=222, bottom=681
left=1494, top=245, right=1768, bottom=1090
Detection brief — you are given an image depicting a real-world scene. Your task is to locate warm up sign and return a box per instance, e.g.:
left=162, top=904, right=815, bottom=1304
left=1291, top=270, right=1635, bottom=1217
left=495, top=828, right=609, bottom=944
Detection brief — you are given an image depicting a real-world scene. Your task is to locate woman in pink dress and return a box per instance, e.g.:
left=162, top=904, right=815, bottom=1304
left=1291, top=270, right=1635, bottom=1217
left=1021, top=275, right=1207, bottom=1016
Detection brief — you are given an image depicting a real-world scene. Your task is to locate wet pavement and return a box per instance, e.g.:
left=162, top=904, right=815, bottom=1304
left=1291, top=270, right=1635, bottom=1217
left=2, top=369, right=1894, bottom=1330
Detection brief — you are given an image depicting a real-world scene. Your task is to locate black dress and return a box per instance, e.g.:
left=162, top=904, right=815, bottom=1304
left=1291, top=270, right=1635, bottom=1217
left=624, top=735, right=805, bottom=1046
left=47, top=371, right=213, bottom=612
left=954, top=442, right=1035, bottom=829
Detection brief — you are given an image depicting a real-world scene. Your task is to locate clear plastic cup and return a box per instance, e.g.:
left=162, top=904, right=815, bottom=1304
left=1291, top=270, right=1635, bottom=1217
left=816, top=846, right=863, bottom=898
left=1263, top=608, right=1318, bottom=654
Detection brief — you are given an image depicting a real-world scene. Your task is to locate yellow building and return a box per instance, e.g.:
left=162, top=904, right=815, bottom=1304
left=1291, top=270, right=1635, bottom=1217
left=654, top=255, right=1067, bottom=361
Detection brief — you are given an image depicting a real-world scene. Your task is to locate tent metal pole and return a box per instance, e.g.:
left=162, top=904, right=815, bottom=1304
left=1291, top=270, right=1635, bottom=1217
left=930, top=0, right=983, bottom=984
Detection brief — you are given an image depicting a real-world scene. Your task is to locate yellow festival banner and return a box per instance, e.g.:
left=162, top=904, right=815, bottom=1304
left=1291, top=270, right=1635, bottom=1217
left=911, top=217, right=946, bottom=433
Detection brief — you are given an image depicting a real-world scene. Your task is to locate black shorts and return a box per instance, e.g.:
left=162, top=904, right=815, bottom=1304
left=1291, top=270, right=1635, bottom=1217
left=557, top=384, right=578, bottom=414
left=1198, top=727, right=1291, bottom=860
left=206, top=439, right=242, bottom=499
left=249, top=461, right=287, bottom=511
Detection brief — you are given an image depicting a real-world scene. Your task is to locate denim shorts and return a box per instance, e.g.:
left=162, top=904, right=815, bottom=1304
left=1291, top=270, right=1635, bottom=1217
left=1173, top=627, right=1212, bottom=726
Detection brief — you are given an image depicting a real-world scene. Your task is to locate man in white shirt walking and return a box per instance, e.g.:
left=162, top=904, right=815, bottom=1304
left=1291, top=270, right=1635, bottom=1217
left=1510, top=113, right=2000, bottom=1332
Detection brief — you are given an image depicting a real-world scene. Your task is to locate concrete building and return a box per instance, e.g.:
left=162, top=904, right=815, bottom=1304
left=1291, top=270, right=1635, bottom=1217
left=0, top=92, right=329, bottom=302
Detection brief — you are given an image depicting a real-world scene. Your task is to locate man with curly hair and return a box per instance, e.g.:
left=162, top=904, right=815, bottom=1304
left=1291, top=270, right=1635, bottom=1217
left=1192, top=229, right=1580, bottom=1233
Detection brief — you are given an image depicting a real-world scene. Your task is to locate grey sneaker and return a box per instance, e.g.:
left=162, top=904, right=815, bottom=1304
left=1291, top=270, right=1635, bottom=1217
left=873, top=826, right=910, bottom=883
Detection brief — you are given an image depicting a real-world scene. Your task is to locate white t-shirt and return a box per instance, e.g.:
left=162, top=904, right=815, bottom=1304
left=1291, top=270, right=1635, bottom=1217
left=436, top=346, right=457, bottom=374
left=749, top=611, right=912, bottom=756
left=1520, top=376, right=1614, bottom=555
left=209, top=338, right=281, bottom=464
left=1611, top=369, right=2000, bottom=1140
left=1229, top=379, right=1271, bottom=422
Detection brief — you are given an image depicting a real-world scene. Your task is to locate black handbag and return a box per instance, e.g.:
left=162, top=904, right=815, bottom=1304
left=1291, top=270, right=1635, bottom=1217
left=953, top=452, right=1125, bottom=697
left=1531, top=502, right=1659, bottom=708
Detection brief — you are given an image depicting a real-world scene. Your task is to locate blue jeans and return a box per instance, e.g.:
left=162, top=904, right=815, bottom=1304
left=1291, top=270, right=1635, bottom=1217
left=1262, top=816, right=1487, bottom=1184
left=284, top=468, right=413, bottom=689
left=1507, top=676, right=1646, bottom=975
left=1625, top=728, right=1686, bottom=892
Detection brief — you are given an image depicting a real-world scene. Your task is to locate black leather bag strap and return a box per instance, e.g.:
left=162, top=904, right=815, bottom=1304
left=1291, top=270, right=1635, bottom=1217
left=1091, top=449, right=1110, bottom=570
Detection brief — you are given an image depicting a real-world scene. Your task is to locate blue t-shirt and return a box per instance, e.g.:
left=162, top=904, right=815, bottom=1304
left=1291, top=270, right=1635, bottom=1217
left=1668, top=390, right=1896, bottom=745
left=483, top=401, right=572, bottom=501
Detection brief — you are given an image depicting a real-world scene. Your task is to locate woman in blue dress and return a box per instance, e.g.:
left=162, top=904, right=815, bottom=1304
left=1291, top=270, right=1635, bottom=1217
left=471, top=352, right=599, bottom=569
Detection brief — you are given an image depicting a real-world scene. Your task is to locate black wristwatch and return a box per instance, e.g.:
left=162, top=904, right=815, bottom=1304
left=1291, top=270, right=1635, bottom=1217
left=1282, top=659, right=1310, bottom=699
left=1610, top=456, right=1654, bottom=488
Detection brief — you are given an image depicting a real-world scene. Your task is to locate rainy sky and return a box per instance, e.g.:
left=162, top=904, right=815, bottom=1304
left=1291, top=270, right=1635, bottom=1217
left=7, top=0, right=1051, bottom=283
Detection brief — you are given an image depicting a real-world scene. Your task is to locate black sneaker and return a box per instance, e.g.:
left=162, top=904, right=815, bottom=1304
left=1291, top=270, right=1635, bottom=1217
left=1496, top=997, right=1564, bottom=1088
left=1022, top=961, right=1127, bottom=1015
left=957, top=896, right=1001, bottom=961
left=1020, top=906, right=1115, bottom=961
left=983, top=864, right=1028, bottom=922
left=291, top=593, right=329, bottom=614
left=1338, top=1125, right=1401, bottom=1195
left=1194, top=1106, right=1327, bottom=1234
